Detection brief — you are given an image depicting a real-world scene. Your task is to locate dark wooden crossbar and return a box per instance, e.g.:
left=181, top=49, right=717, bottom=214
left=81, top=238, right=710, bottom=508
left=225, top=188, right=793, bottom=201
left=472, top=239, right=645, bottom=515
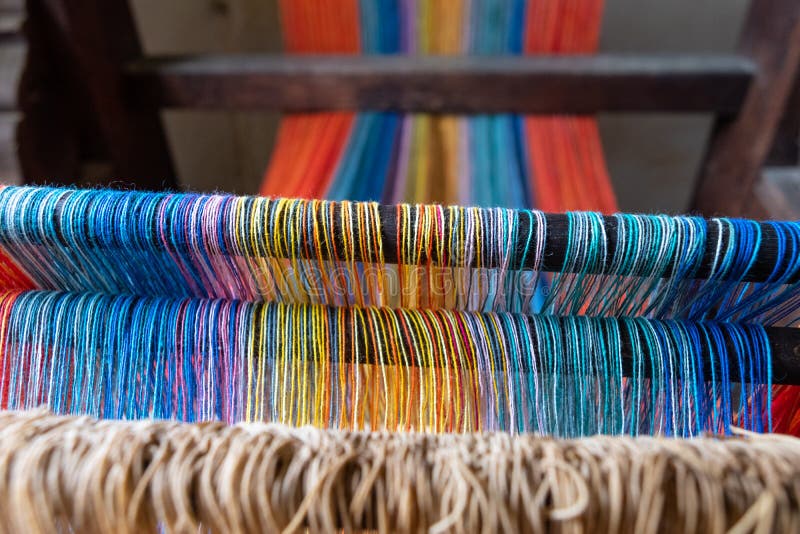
left=125, top=54, right=755, bottom=114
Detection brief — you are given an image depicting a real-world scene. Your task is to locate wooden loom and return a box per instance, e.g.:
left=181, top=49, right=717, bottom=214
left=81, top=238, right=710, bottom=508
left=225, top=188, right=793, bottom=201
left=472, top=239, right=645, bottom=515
left=3, top=0, right=800, bottom=220
left=2, top=2, right=800, bottom=368
left=3, top=5, right=800, bottom=386
left=1, top=4, right=800, bottom=530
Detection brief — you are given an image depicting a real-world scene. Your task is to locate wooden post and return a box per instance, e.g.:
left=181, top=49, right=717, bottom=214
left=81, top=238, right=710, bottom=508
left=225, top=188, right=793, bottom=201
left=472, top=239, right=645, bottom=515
left=692, top=0, right=800, bottom=217
left=37, top=0, right=177, bottom=190
left=16, top=0, right=83, bottom=184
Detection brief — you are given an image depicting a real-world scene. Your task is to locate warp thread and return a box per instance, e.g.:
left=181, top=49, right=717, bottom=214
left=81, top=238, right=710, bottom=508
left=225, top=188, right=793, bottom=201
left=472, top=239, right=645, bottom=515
left=263, top=0, right=615, bottom=213
left=0, top=187, right=798, bottom=322
left=0, top=291, right=772, bottom=436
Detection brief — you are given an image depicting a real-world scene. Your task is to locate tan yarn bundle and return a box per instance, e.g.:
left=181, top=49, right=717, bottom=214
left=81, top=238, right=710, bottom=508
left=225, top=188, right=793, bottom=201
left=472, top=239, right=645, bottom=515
left=0, top=410, right=798, bottom=533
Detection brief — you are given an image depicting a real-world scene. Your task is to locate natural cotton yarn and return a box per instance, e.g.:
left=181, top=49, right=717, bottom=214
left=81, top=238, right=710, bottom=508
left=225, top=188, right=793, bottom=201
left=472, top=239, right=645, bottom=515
left=0, top=410, right=798, bottom=534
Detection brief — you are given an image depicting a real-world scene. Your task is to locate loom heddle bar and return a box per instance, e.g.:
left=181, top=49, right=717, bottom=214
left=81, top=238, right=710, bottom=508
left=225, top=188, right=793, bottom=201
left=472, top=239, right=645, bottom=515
left=2, top=187, right=796, bottom=283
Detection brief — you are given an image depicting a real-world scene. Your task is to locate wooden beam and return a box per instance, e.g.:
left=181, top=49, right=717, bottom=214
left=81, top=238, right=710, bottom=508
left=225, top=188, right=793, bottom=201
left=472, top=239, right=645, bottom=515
left=692, top=0, right=800, bottom=217
left=125, top=54, right=755, bottom=114
left=46, top=0, right=177, bottom=190
left=16, top=0, right=82, bottom=184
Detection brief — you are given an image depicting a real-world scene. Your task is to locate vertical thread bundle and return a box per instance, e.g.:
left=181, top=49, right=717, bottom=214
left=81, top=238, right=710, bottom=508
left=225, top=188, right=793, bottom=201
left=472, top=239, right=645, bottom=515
left=261, top=0, right=616, bottom=212
left=0, top=290, right=772, bottom=436
left=0, top=187, right=793, bottom=436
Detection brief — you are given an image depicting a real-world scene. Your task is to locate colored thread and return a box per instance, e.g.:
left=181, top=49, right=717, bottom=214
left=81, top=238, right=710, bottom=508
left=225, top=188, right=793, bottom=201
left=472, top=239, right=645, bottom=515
left=0, top=290, right=772, bottom=437
left=260, top=0, right=616, bottom=212
left=0, top=187, right=797, bottom=323
left=0, top=186, right=792, bottom=436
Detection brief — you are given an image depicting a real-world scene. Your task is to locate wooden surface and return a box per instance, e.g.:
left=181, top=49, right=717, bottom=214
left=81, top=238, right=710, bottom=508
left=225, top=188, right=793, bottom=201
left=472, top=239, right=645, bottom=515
left=765, top=326, right=800, bottom=384
left=47, top=0, right=177, bottom=190
left=692, top=0, right=800, bottom=217
left=126, top=54, right=755, bottom=114
left=17, top=0, right=97, bottom=186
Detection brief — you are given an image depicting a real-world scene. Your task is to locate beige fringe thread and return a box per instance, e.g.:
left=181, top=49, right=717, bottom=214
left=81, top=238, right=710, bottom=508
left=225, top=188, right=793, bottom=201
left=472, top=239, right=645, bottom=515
left=0, top=410, right=799, bottom=533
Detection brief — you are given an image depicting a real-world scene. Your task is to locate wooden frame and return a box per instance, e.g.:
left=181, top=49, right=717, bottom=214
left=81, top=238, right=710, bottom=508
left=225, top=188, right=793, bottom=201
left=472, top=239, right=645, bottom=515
left=18, top=0, right=175, bottom=189
left=14, top=0, right=800, bottom=217
left=125, top=54, right=754, bottom=114
left=692, top=0, right=800, bottom=217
